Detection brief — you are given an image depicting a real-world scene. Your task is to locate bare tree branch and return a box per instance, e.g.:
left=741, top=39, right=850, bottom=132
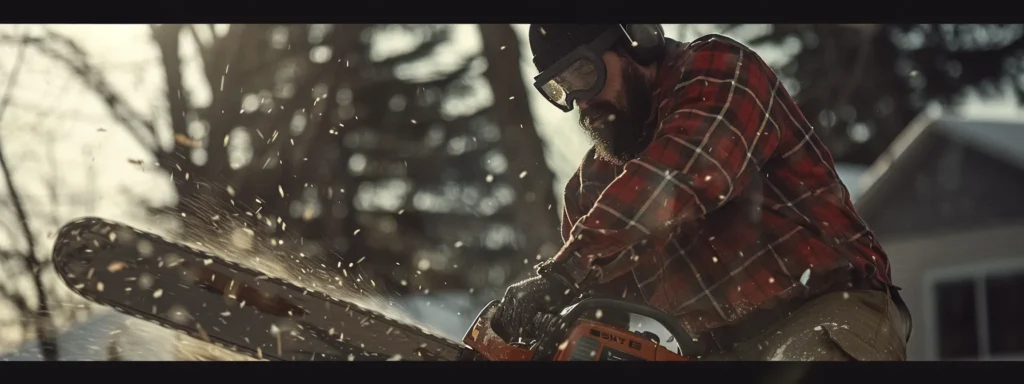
left=0, top=31, right=59, bottom=361
left=0, top=280, right=30, bottom=314
left=0, top=37, right=37, bottom=270
left=0, top=30, right=159, bottom=151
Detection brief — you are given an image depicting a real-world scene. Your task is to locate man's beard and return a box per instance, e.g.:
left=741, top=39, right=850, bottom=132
left=578, top=63, right=655, bottom=166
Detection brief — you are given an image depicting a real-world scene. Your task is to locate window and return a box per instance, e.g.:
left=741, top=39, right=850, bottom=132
left=934, top=280, right=978, bottom=359
left=932, top=270, right=1024, bottom=360
left=986, top=275, right=1024, bottom=355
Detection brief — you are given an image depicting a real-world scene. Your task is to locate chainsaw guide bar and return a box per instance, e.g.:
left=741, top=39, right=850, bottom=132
left=52, top=217, right=472, bottom=361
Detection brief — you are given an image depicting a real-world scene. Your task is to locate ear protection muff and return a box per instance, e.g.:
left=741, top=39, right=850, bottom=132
left=618, top=24, right=666, bottom=66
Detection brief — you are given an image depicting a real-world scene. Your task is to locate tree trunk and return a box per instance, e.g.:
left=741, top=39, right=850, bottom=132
left=478, top=24, right=562, bottom=281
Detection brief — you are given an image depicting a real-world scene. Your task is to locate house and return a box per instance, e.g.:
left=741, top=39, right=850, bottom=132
left=854, top=115, right=1024, bottom=361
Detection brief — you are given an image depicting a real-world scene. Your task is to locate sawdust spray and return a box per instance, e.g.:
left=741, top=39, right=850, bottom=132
left=121, top=193, right=438, bottom=361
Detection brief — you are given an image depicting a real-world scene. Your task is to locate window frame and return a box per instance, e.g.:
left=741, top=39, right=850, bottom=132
left=923, top=258, right=1024, bottom=361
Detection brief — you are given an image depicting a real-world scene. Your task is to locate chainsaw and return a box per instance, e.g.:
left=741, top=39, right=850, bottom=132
left=51, top=217, right=693, bottom=361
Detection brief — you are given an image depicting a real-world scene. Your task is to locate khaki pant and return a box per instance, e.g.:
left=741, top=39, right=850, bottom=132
left=700, top=290, right=908, bottom=361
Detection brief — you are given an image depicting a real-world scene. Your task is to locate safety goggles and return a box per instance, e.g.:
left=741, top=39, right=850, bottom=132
left=532, top=27, right=623, bottom=113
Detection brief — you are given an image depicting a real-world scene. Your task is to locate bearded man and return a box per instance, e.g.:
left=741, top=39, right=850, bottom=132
left=490, top=24, right=912, bottom=361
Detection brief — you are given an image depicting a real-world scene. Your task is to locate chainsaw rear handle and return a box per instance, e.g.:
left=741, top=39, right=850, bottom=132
left=462, top=296, right=698, bottom=361
left=531, top=297, right=699, bottom=360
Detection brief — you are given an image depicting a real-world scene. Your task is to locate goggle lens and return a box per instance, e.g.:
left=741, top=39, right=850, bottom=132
left=539, top=58, right=600, bottom=109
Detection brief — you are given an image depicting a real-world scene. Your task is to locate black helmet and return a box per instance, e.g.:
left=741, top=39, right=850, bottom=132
left=527, top=24, right=665, bottom=112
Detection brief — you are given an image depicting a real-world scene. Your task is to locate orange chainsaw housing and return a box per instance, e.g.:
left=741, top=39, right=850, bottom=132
left=551, top=319, right=689, bottom=361
left=462, top=301, right=689, bottom=361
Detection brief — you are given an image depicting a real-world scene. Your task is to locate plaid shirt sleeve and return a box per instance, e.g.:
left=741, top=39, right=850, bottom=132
left=547, top=37, right=786, bottom=288
left=560, top=165, right=584, bottom=243
left=559, top=148, right=624, bottom=243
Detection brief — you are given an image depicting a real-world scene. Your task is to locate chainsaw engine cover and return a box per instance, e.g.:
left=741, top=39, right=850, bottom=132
left=553, top=319, right=688, bottom=361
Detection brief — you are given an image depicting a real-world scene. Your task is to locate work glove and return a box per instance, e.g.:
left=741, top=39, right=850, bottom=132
left=491, top=274, right=577, bottom=343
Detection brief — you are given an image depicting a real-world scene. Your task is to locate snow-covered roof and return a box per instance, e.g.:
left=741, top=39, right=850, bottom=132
left=855, top=114, right=1024, bottom=213
left=932, top=118, right=1024, bottom=172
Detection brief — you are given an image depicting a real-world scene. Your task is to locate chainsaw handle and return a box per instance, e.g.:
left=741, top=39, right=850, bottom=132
left=532, top=297, right=700, bottom=359
left=461, top=300, right=536, bottom=361
left=532, top=312, right=556, bottom=330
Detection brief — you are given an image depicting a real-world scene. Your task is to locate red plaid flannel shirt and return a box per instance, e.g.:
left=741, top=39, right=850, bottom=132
left=546, top=35, right=893, bottom=335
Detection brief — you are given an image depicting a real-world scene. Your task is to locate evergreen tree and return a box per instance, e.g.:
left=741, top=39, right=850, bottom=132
left=717, top=24, right=1024, bottom=165
left=32, top=24, right=562, bottom=297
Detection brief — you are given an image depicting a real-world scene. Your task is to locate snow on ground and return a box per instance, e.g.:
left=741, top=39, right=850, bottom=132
left=0, top=309, right=176, bottom=361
